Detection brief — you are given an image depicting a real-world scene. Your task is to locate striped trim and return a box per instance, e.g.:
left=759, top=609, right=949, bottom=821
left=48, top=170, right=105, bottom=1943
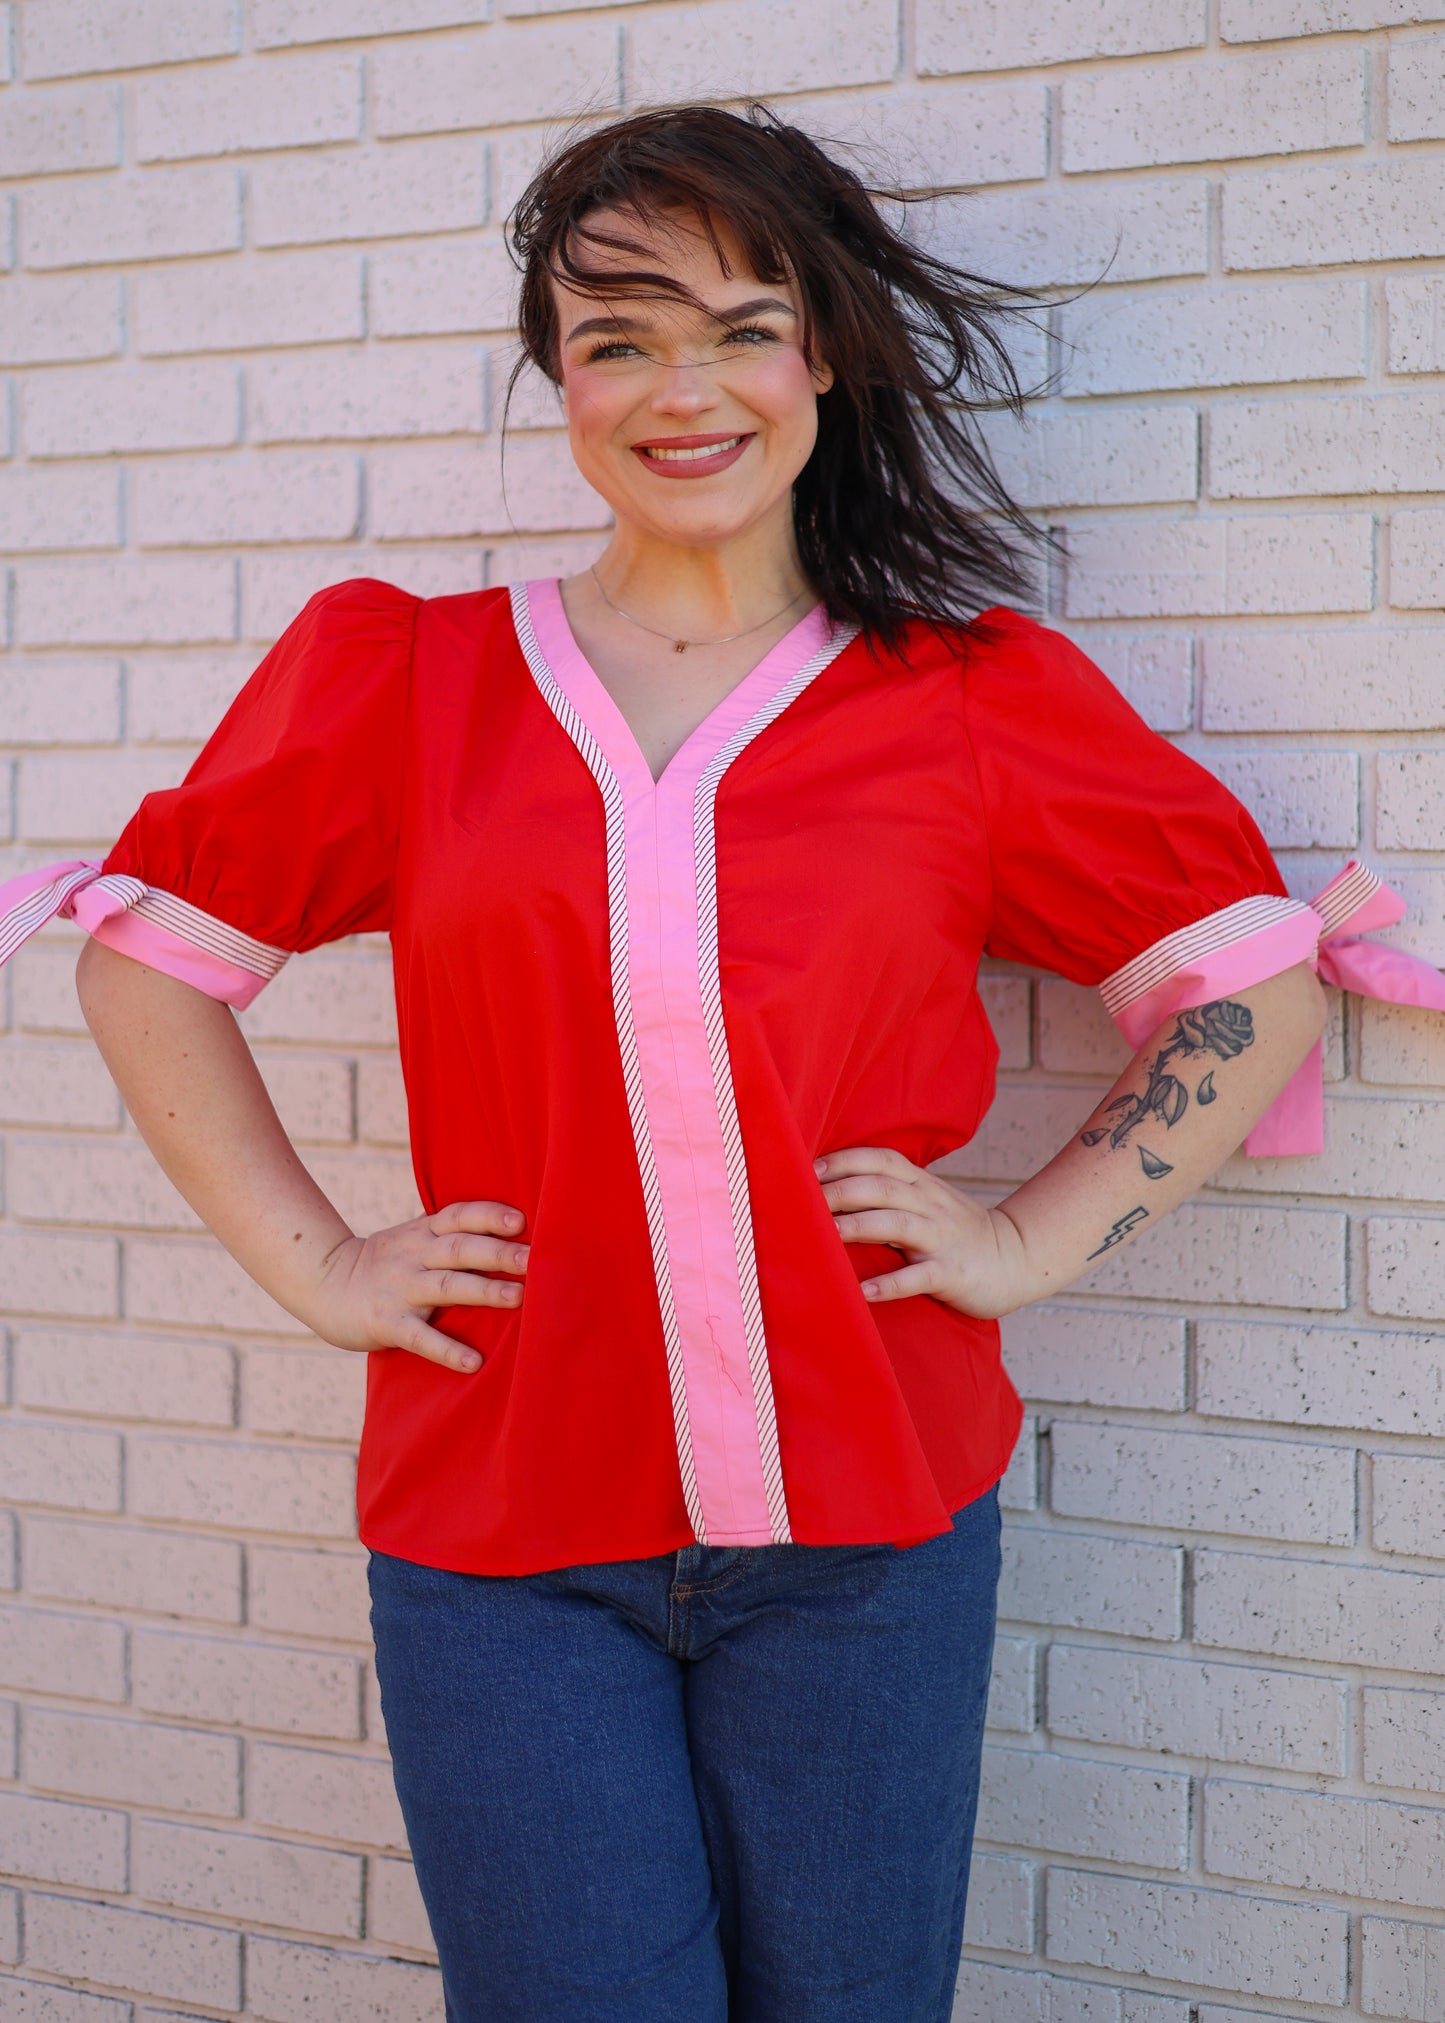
left=692, top=624, right=859, bottom=1546
left=130, top=887, right=289, bottom=980
left=1100, top=893, right=1313, bottom=1019
left=1313, top=858, right=1386, bottom=940
left=509, top=583, right=708, bottom=1543
left=0, top=863, right=131, bottom=967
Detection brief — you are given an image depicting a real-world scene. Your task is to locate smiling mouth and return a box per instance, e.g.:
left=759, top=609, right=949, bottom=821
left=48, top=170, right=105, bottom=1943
left=642, top=435, right=745, bottom=462
left=632, top=432, right=753, bottom=476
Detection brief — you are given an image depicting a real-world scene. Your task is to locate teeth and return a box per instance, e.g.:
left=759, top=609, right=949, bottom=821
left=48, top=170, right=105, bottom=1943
left=644, top=437, right=743, bottom=462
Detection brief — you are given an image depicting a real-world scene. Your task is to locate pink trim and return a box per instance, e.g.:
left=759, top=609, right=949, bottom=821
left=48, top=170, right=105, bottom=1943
left=1108, top=908, right=1323, bottom=1050
left=86, top=907, right=274, bottom=1008
left=516, top=578, right=853, bottom=1546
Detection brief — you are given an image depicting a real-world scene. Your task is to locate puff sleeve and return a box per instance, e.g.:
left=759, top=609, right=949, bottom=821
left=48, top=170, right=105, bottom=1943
left=73, top=578, right=418, bottom=1006
left=963, top=612, right=1321, bottom=1046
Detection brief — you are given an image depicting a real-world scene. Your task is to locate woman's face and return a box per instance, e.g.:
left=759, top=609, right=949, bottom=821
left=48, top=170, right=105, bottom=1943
left=551, top=207, right=833, bottom=552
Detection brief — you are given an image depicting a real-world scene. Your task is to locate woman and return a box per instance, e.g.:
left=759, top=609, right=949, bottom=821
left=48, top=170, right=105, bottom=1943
left=9, top=105, right=1339, bottom=2021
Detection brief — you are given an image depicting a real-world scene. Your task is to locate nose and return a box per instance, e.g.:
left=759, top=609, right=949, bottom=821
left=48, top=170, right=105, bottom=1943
left=648, top=359, right=722, bottom=420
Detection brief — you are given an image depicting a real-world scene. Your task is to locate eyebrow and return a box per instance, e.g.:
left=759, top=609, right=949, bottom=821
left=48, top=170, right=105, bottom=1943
left=564, top=296, right=798, bottom=343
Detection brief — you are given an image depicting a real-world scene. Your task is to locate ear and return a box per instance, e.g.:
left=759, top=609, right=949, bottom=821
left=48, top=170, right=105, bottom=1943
left=811, top=355, right=835, bottom=396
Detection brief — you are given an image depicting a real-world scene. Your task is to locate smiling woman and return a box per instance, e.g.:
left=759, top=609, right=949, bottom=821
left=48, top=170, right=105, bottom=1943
left=2, top=99, right=1353, bottom=2023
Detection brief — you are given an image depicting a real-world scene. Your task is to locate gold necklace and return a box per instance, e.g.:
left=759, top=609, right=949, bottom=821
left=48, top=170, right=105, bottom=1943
left=590, top=565, right=812, bottom=655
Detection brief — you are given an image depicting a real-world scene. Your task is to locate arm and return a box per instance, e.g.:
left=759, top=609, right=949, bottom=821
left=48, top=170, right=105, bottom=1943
left=75, top=939, right=526, bottom=1373
left=816, top=959, right=1327, bottom=1317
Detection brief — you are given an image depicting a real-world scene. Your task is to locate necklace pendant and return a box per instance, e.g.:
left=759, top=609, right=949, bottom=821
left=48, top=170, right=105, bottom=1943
left=673, top=639, right=688, bottom=654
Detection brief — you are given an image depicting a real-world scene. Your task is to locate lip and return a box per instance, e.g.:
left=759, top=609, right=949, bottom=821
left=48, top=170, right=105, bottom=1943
left=630, top=431, right=754, bottom=479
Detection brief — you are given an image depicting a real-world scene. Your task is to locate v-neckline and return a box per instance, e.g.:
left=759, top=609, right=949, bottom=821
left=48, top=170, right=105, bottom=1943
left=518, top=576, right=839, bottom=797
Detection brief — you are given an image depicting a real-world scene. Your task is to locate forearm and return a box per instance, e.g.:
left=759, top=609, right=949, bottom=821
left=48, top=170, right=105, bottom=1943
left=994, top=960, right=1327, bottom=1307
left=76, top=939, right=352, bottom=1330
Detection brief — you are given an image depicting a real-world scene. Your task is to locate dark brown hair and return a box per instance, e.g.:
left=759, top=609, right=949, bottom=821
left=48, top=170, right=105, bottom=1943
left=506, top=102, right=1046, bottom=643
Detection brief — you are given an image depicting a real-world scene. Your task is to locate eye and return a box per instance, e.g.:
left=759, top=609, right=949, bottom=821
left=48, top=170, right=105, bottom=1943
left=719, top=322, right=780, bottom=347
left=584, top=337, right=642, bottom=363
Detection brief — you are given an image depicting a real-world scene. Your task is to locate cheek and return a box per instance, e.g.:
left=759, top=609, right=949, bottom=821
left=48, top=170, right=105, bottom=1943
left=559, top=372, right=633, bottom=453
left=745, top=349, right=822, bottom=440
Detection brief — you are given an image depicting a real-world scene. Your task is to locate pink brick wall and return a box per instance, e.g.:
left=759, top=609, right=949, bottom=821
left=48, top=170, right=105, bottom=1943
left=0, top=2, right=1442, bottom=2016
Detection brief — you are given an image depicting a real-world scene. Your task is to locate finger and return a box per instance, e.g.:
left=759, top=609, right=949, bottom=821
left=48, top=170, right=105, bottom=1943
left=858, top=1261, right=940, bottom=1303
left=429, top=1198, right=527, bottom=1239
left=820, top=1173, right=919, bottom=1214
left=831, top=1207, right=936, bottom=1248
left=392, top=1316, right=486, bottom=1373
left=422, top=1269, right=524, bottom=1310
left=426, top=1232, right=529, bottom=1275
left=814, top=1146, right=924, bottom=1183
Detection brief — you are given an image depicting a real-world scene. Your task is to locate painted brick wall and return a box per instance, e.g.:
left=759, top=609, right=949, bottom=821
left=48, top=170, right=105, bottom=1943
left=0, top=1, right=1442, bottom=2016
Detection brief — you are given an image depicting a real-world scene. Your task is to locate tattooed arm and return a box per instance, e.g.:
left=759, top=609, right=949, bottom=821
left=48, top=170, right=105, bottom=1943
left=816, top=959, right=1326, bottom=1320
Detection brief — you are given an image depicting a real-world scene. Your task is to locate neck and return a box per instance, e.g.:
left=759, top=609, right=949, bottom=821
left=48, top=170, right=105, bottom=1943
left=591, top=513, right=813, bottom=641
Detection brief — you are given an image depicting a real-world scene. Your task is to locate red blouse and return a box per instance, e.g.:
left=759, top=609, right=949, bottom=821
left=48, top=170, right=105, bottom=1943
left=64, top=580, right=1312, bottom=1573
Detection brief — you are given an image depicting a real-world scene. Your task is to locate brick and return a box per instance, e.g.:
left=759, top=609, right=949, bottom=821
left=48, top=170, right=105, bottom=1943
left=26, top=1707, right=240, bottom=1815
left=1207, top=1778, right=1445, bottom=1912
left=133, top=450, right=360, bottom=548
left=135, top=249, right=364, bottom=356
left=998, top=1416, right=1038, bottom=1512
left=1363, top=1003, right=1445, bottom=1088
left=919, top=0, right=1203, bottom=75
left=239, top=949, right=397, bottom=1048
left=1195, top=1549, right=1445, bottom=1675
left=980, top=405, right=1198, bottom=511
left=257, top=1050, right=355, bottom=1144
left=1000, top=1529, right=1182, bottom=1640
left=1063, top=46, right=1362, bottom=174
left=1067, top=630, right=1194, bottom=732
left=24, top=1893, right=241, bottom=2009
left=250, top=138, right=485, bottom=249
left=1048, top=1645, right=1345, bottom=1775
left=0, top=1886, right=12, bottom=1963
left=979, top=1746, right=1189, bottom=1870
left=977, top=974, right=1031, bottom=1072
left=366, top=1855, right=435, bottom=1954
left=0, top=273, right=122, bottom=366
left=27, top=1514, right=242, bottom=1620
left=1063, top=513, right=1374, bottom=620
left=1364, top=1914, right=1445, bottom=2020
left=15, top=1327, right=235, bottom=1425
left=125, top=652, right=255, bottom=742
left=485, top=532, right=609, bottom=587
left=932, top=180, right=1209, bottom=290
left=1046, top=1869, right=1348, bottom=2002
left=21, top=165, right=241, bottom=270
left=1224, top=0, right=1445, bottom=36
left=248, top=1740, right=408, bottom=1848
left=0, top=82, right=119, bottom=178
left=0, top=659, right=120, bottom=742
left=0, top=1699, right=15, bottom=1775
left=985, top=1636, right=1037, bottom=1735
left=1205, top=748, right=1359, bottom=850
left=122, top=1235, right=310, bottom=1335
left=21, top=748, right=188, bottom=842
left=1225, top=159, right=1445, bottom=273
left=133, top=1628, right=362, bottom=1738
left=1216, top=1096, right=1445, bottom=1202
left=128, top=1434, right=357, bottom=1537
left=133, top=1817, right=362, bottom=1939
left=0, top=1788, right=127, bottom=1886
left=0, top=1037, right=120, bottom=1122
left=0, top=1982, right=129, bottom=2023
left=1366, top=1688, right=1445, bottom=1798
left=1088, top=1202, right=1348, bottom=1310
left=0, top=463, right=119, bottom=552
left=953, top=1963, right=1189, bottom=2023
left=1202, top=629, right=1445, bottom=732
left=0, top=1420, right=119, bottom=1511
left=1033, top=975, right=1131, bottom=1076
left=1001, top=1306, right=1186, bottom=1411
left=1380, top=753, right=1445, bottom=851
left=962, top=1852, right=1035, bottom=1954
left=1368, top=1213, right=1440, bottom=1327
left=822, top=81, right=1048, bottom=194
left=303, top=1151, right=421, bottom=1237
left=1374, top=1456, right=1445, bottom=1560
left=24, top=361, right=240, bottom=458
left=629, top=0, right=896, bottom=102
left=249, top=344, right=484, bottom=443
left=1197, top=1320, right=1445, bottom=1437
left=247, top=1935, right=443, bottom=2023
left=1051, top=1422, right=1355, bottom=1546
left=135, top=52, right=361, bottom=163
left=1392, top=507, right=1445, bottom=607
left=1213, top=392, right=1445, bottom=500
left=1390, top=35, right=1445, bottom=143
left=15, top=557, right=237, bottom=647
left=246, top=1544, right=370, bottom=1641
left=369, top=236, right=517, bottom=339
left=370, top=435, right=609, bottom=541
left=1061, top=280, right=1367, bottom=397
left=0, top=1228, right=118, bottom=1319
left=21, top=0, right=238, bottom=79
left=375, top=19, right=619, bottom=137
left=1388, top=276, right=1445, bottom=375
left=240, top=546, right=482, bottom=641
left=253, top=0, right=489, bottom=46
left=11, top=943, right=93, bottom=1035
left=241, top=1345, right=365, bottom=1442
left=0, top=1600, right=126, bottom=1699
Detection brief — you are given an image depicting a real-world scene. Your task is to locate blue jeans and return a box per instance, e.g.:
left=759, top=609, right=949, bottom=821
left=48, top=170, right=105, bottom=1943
left=367, top=1485, right=1001, bottom=2023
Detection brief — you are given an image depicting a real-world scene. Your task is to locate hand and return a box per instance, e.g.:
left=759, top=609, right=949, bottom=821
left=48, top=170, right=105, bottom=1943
left=815, top=1146, right=1036, bottom=1320
left=309, top=1198, right=529, bottom=1374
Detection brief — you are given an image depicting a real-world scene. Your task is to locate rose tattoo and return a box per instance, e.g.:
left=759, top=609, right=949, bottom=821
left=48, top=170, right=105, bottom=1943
left=1079, top=996, right=1256, bottom=1175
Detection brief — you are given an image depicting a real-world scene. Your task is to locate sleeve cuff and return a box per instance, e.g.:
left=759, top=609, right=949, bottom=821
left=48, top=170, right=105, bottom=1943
left=1100, top=893, right=1320, bottom=1048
